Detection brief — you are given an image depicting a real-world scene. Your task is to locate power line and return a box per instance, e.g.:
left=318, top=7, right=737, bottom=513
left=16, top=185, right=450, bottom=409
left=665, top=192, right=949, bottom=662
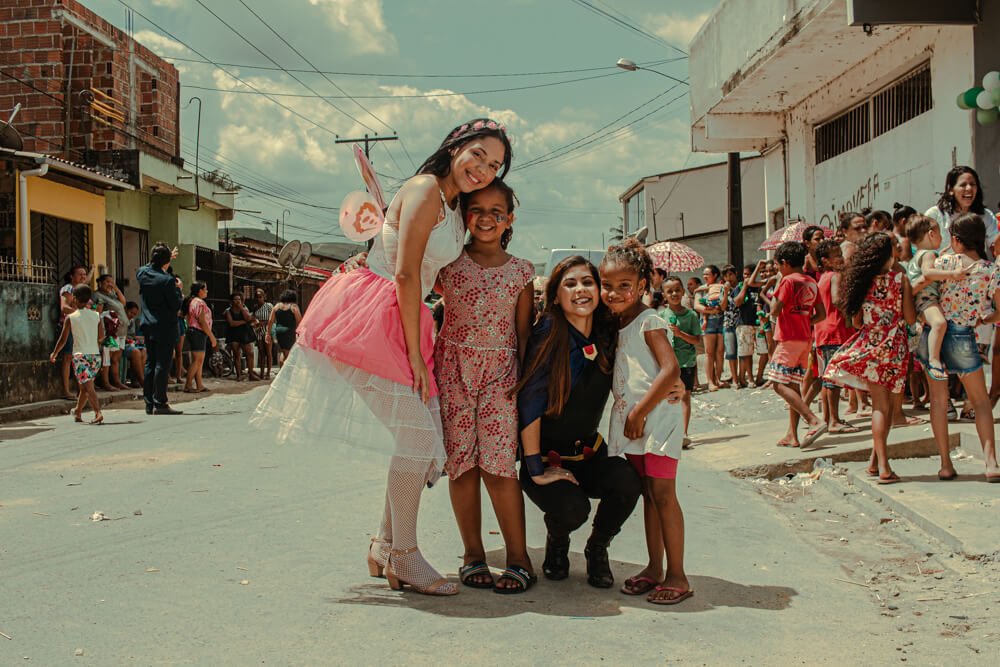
left=570, top=0, right=687, bottom=55
left=160, top=55, right=685, bottom=78
left=191, top=0, right=377, bottom=135
left=182, top=70, right=629, bottom=99
left=234, top=0, right=415, bottom=172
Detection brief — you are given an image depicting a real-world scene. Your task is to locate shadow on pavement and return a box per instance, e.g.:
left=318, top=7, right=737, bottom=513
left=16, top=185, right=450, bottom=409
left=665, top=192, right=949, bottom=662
left=0, top=423, right=54, bottom=440
left=331, top=548, right=797, bottom=617
left=691, top=433, right=748, bottom=447
left=901, top=472, right=993, bottom=484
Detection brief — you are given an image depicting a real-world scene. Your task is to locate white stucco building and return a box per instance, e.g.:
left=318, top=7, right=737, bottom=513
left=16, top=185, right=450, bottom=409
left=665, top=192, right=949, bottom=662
left=688, top=0, right=997, bottom=233
left=619, top=155, right=767, bottom=273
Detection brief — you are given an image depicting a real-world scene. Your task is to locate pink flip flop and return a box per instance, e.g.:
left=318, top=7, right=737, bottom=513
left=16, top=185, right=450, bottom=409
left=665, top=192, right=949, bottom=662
left=621, top=576, right=659, bottom=596
left=647, top=585, right=694, bottom=606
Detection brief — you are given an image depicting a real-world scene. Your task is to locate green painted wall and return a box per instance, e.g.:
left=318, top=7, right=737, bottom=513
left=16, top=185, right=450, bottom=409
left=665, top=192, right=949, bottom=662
left=178, top=206, right=220, bottom=250
left=0, top=281, right=61, bottom=406
left=106, top=190, right=150, bottom=231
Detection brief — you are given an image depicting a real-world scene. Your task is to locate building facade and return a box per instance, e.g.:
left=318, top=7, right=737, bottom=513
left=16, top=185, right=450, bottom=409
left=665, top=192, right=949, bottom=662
left=619, top=155, right=767, bottom=276
left=687, top=0, right=995, bottom=235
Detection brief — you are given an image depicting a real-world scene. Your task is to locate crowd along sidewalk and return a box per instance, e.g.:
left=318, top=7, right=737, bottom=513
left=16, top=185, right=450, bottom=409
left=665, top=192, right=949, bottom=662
left=689, top=412, right=998, bottom=557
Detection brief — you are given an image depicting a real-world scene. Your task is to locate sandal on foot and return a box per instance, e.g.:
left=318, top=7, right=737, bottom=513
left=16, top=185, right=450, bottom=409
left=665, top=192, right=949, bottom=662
left=459, top=561, right=495, bottom=589
left=90, top=414, right=104, bottom=425
left=621, top=575, right=659, bottom=596
left=384, top=546, right=458, bottom=596
left=829, top=422, right=861, bottom=434
left=987, top=474, right=1000, bottom=483
left=802, top=424, right=828, bottom=448
left=367, top=537, right=390, bottom=578
left=878, top=472, right=901, bottom=485
left=938, top=471, right=958, bottom=481
left=864, top=467, right=879, bottom=477
left=493, top=566, right=536, bottom=595
left=926, top=361, right=948, bottom=381
left=647, top=585, right=694, bottom=606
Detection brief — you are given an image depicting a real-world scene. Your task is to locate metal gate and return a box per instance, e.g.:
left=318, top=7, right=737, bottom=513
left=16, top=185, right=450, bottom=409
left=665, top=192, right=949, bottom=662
left=30, top=213, right=90, bottom=281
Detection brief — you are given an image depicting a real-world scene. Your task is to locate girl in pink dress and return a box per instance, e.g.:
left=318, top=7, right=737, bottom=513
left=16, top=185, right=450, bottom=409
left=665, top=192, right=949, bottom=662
left=823, top=232, right=916, bottom=484
left=433, top=180, right=536, bottom=593
left=252, top=119, right=512, bottom=596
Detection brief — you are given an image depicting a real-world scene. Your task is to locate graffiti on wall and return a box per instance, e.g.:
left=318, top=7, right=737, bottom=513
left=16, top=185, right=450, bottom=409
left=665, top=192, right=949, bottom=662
left=818, top=173, right=880, bottom=228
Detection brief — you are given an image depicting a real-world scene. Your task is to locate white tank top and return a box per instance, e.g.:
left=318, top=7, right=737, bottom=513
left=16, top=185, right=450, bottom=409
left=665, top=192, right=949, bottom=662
left=367, top=186, right=465, bottom=297
left=68, top=308, right=100, bottom=355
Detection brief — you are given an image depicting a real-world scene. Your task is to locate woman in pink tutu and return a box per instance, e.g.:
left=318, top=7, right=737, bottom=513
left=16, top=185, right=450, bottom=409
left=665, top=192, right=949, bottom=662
left=252, top=119, right=512, bottom=595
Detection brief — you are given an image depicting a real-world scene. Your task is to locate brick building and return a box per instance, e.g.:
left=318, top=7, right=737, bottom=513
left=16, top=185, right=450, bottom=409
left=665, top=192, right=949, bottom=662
left=0, top=0, right=233, bottom=303
left=0, top=0, right=179, bottom=160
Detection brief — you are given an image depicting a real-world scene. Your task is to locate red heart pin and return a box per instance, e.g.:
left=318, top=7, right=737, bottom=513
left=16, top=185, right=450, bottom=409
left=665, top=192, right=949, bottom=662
left=547, top=450, right=562, bottom=467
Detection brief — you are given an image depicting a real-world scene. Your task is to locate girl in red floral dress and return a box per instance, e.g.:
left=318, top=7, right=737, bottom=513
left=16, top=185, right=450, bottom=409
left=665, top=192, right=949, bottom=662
left=824, top=232, right=916, bottom=484
left=434, top=179, right=537, bottom=593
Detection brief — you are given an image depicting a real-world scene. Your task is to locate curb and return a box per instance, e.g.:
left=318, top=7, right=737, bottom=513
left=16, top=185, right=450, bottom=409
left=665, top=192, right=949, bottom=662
left=0, top=386, right=179, bottom=425
left=728, top=432, right=962, bottom=479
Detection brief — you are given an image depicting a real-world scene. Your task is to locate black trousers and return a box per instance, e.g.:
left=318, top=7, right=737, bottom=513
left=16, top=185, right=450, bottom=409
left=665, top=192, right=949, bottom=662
left=143, top=333, right=175, bottom=408
left=520, top=450, right=642, bottom=541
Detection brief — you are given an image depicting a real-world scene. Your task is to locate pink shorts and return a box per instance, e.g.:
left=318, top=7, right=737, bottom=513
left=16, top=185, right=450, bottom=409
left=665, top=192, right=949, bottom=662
left=765, top=339, right=812, bottom=385
left=626, top=453, right=678, bottom=479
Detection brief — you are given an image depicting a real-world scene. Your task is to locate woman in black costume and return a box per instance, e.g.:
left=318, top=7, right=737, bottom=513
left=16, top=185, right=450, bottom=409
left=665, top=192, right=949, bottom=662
left=513, top=256, right=642, bottom=588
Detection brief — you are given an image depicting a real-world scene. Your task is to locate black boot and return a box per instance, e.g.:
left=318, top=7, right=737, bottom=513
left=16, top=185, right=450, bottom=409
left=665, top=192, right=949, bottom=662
left=542, top=533, right=570, bottom=580
left=584, top=532, right=614, bottom=588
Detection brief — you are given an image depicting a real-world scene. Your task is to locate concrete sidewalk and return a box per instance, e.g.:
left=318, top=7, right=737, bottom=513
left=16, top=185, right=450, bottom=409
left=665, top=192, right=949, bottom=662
left=690, top=412, right=999, bottom=557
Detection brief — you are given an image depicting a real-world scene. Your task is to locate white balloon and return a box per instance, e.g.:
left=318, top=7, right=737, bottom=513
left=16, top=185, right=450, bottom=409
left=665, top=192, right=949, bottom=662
left=984, top=71, right=1000, bottom=92
left=977, top=89, right=995, bottom=110
left=339, top=190, right=384, bottom=242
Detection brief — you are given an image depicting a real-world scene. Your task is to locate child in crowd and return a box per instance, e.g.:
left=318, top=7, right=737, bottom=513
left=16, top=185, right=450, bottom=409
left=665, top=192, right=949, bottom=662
left=906, top=215, right=970, bottom=380
left=123, top=301, right=146, bottom=387
left=892, top=204, right=917, bottom=261
left=733, top=261, right=766, bottom=387
left=812, top=240, right=858, bottom=433
left=433, top=179, right=537, bottom=594
left=721, top=265, right=743, bottom=388
left=824, top=233, right=916, bottom=484
left=600, top=238, right=690, bottom=606
left=766, top=242, right=827, bottom=448
left=50, top=285, right=104, bottom=424
left=661, top=275, right=702, bottom=447
left=695, top=265, right=727, bottom=390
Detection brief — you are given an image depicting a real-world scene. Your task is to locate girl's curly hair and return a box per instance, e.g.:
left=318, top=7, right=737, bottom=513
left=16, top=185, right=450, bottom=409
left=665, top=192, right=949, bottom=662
left=835, top=231, right=894, bottom=318
left=599, top=237, right=653, bottom=291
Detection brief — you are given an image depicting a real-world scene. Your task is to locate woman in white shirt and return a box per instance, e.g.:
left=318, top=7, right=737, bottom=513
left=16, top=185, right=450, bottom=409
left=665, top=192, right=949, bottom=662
left=924, top=166, right=1000, bottom=258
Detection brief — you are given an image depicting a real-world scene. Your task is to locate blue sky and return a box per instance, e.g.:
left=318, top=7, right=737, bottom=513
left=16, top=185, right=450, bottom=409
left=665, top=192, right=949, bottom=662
left=82, top=0, right=722, bottom=262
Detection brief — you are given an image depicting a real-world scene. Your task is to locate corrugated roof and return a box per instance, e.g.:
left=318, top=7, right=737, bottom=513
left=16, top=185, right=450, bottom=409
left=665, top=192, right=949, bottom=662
left=0, top=147, right=135, bottom=190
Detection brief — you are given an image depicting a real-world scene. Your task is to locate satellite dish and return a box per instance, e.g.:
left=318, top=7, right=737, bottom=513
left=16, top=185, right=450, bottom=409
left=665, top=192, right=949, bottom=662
left=0, top=103, right=23, bottom=150
left=292, top=241, right=312, bottom=268
left=278, top=240, right=301, bottom=267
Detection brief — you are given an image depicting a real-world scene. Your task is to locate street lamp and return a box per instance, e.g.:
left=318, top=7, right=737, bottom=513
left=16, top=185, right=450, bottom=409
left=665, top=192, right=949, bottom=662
left=616, top=58, right=687, bottom=85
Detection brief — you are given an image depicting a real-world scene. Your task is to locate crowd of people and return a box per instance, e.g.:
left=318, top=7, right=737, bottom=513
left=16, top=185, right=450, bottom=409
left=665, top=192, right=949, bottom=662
left=51, top=254, right=301, bottom=412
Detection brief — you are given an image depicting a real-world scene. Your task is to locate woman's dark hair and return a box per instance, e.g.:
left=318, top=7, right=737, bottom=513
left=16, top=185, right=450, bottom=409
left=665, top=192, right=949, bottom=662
left=654, top=267, right=668, bottom=279
left=774, top=241, right=806, bottom=267
left=600, top=237, right=654, bottom=292
left=182, top=281, right=207, bottom=316
left=836, top=232, right=894, bottom=318
left=937, top=166, right=985, bottom=216
left=151, top=242, right=171, bottom=267
left=704, top=264, right=720, bottom=280
left=507, top=255, right=616, bottom=417
left=279, top=289, right=297, bottom=304
left=230, top=291, right=243, bottom=301
left=802, top=225, right=825, bottom=247
left=865, top=210, right=892, bottom=232
left=949, top=212, right=987, bottom=258
left=892, top=203, right=917, bottom=226
left=815, top=239, right=840, bottom=264
left=416, top=118, right=513, bottom=181
left=838, top=211, right=862, bottom=230
left=97, top=273, right=113, bottom=287
left=459, top=178, right=517, bottom=249
left=125, top=300, right=139, bottom=311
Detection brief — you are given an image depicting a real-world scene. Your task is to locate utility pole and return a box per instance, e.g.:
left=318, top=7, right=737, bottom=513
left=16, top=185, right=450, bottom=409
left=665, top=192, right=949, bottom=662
left=727, top=152, right=743, bottom=268
left=334, top=133, right=399, bottom=159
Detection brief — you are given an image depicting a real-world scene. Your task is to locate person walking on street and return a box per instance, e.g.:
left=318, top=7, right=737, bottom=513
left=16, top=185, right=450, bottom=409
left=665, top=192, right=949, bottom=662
left=50, top=284, right=104, bottom=424
left=137, top=243, right=183, bottom=415
left=265, top=290, right=301, bottom=367
left=57, top=264, right=95, bottom=399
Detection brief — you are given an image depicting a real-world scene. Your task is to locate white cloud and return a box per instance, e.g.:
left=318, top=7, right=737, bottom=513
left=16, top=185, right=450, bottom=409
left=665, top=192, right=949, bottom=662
left=649, top=12, right=710, bottom=48
left=133, top=29, right=186, bottom=54
left=308, top=0, right=397, bottom=55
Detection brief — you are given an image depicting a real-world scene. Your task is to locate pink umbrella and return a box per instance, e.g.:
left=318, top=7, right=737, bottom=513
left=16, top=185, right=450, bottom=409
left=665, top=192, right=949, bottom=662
left=759, top=222, right=834, bottom=251
left=646, top=241, right=705, bottom=272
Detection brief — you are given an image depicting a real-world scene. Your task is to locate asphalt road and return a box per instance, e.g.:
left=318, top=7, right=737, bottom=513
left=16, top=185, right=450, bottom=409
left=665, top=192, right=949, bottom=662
left=0, top=388, right=989, bottom=664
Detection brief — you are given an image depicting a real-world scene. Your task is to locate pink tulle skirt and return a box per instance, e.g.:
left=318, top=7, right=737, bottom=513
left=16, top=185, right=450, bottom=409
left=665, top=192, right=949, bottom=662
left=297, top=268, right=439, bottom=397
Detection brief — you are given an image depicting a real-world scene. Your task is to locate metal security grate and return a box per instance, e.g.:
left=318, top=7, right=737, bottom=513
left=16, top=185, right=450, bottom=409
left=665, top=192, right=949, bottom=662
left=815, top=102, right=869, bottom=164
left=814, top=62, right=933, bottom=164
left=872, top=64, right=932, bottom=138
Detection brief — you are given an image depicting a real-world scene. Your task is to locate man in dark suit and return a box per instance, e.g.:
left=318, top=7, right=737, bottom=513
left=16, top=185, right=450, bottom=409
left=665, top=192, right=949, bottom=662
left=137, top=242, right=183, bottom=415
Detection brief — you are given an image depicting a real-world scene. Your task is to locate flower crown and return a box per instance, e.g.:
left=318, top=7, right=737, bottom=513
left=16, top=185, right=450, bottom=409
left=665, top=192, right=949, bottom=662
left=450, top=118, right=507, bottom=140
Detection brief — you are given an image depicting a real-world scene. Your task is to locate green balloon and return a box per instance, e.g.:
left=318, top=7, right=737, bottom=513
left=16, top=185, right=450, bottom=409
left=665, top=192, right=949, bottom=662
left=977, top=108, right=998, bottom=126
left=958, top=92, right=973, bottom=109
left=965, top=87, right=986, bottom=109
left=989, top=88, right=1000, bottom=107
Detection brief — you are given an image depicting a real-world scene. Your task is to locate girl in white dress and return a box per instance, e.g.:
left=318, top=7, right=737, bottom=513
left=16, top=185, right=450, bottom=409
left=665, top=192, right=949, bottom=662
left=252, top=119, right=512, bottom=595
left=599, top=238, right=691, bottom=606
